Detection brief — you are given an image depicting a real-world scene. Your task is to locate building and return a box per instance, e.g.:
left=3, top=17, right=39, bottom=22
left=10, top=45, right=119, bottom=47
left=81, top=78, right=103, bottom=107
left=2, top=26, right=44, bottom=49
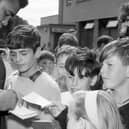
left=37, top=15, right=76, bottom=51
left=59, top=0, right=128, bottom=48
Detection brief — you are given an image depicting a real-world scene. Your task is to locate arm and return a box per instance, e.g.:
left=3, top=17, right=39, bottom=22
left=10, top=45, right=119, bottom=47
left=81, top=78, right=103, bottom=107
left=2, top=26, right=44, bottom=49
left=0, top=89, right=17, bottom=111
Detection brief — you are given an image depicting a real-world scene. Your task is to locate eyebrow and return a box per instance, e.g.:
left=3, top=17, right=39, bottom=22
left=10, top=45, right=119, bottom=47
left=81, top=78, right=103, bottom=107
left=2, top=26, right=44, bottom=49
left=10, top=49, right=29, bottom=53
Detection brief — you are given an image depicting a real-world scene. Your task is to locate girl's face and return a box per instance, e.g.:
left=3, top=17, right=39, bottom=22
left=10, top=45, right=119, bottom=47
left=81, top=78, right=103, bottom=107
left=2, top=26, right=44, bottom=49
left=71, top=68, right=91, bottom=92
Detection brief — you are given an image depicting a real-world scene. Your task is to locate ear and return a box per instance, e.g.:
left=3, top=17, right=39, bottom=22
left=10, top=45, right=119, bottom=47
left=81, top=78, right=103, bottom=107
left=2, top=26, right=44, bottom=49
left=90, top=76, right=97, bottom=86
left=34, top=46, right=41, bottom=58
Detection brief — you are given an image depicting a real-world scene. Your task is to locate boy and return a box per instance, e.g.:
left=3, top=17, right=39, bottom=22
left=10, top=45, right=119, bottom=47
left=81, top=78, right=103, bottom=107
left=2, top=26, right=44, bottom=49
left=6, top=25, right=61, bottom=129
left=37, top=50, right=55, bottom=76
left=100, top=38, right=129, bottom=129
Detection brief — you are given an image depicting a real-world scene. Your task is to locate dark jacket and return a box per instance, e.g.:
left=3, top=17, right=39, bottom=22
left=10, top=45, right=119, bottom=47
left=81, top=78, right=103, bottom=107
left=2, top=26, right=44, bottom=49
left=0, top=57, right=7, bottom=129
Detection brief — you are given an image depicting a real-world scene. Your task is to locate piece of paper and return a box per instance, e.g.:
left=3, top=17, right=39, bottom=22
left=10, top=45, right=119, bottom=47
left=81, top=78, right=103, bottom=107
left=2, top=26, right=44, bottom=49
left=22, top=92, right=52, bottom=108
left=9, top=105, right=38, bottom=120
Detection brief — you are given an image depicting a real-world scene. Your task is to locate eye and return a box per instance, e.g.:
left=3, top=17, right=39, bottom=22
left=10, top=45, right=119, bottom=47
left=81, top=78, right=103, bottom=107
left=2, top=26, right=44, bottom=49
left=107, top=63, right=113, bottom=66
left=21, top=52, right=27, bottom=56
left=68, top=75, right=73, bottom=79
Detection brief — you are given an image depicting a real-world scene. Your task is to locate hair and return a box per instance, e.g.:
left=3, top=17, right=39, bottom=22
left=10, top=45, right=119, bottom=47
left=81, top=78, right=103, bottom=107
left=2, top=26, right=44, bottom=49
left=97, top=35, right=113, bottom=48
left=37, top=50, right=55, bottom=63
left=118, top=2, right=129, bottom=38
left=65, top=48, right=100, bottom=79
left=56, top=45, right=78, bottom=62
left=18, top=0, right=28, bottom=9
left=119, top=2, right=129, bottom=23
left=7, top=25, right=40, bottom=53
left=57, top=33, right=78, bottom=48
left=99, top=38, right=129, bottom=66
left=69, top=90, right=124, bottom=129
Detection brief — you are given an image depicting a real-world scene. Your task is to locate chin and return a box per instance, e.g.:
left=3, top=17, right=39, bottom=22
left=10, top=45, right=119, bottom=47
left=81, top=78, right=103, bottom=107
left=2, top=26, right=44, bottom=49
left=18, top=67, right=28, bottom=73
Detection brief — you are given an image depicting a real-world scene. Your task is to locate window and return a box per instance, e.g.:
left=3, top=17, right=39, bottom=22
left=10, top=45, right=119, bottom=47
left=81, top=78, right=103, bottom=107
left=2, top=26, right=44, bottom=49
left=66, top=0, right=72, bottom=6
left=106, top=20, right=118, bottom=28
left=84, top=23, right=94, bottom=29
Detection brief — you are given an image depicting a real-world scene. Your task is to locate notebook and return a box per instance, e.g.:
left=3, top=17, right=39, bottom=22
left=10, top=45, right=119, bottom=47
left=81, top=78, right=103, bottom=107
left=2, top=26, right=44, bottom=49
left=9, top=105, right=38, bottom=120
left=22, top=92, right=52, bottom=108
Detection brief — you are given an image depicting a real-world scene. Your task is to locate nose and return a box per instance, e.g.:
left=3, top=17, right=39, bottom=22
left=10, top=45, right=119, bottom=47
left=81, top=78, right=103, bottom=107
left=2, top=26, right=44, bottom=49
left=15, top=53, right=21, bottom=63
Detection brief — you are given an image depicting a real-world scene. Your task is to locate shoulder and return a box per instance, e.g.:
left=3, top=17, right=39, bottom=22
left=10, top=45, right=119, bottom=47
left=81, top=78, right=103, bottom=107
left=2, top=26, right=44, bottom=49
left=40, top=72, right=60, bottom=88
left=39, top=72, right=61, bottom=101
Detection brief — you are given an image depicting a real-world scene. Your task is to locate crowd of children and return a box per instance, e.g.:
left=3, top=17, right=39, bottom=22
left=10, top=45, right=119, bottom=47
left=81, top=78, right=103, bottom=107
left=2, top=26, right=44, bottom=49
left=1, top=1, right=129, bottom=129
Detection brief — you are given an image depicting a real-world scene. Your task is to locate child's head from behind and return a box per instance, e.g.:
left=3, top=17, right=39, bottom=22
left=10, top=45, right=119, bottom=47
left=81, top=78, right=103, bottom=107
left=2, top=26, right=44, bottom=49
left=67, top=90, right=123, bottom=129
left=7, top=25, right=41, bottom=73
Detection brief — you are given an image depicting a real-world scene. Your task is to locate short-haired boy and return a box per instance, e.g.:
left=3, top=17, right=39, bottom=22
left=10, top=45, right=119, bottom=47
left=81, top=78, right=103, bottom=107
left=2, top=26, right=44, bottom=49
left=100, top=38, right=129, bottom=129
left=6, top=25, right=61, bottom=129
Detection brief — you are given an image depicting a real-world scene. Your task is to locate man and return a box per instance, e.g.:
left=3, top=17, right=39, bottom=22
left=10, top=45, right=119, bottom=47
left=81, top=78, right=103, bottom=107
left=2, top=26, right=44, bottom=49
left=100, top=38, right=129, bottom=129
left=0, top=0, right=28, bottom=28
left=0, top=0, right=28, bottom=128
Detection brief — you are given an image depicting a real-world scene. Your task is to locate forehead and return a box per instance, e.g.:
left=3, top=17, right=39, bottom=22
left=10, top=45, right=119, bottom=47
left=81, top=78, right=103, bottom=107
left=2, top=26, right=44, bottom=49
left=10, top=48, right=33, bottom=53
left=39, top=59, right=53, bottom=63
left=57, top=54, right=69, bottom=64
left=104, top=54, right=122, bottom=64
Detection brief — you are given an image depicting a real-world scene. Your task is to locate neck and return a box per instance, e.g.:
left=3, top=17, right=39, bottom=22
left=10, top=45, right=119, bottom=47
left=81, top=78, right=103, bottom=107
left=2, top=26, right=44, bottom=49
left=111, top=81, right=129, bottom=106
left=20, top=62, right=40, bottom=78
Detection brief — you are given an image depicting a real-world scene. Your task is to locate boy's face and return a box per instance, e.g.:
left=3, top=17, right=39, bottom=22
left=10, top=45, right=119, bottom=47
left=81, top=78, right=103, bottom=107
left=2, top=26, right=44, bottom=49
left=0, top=0, right=20, bottom=27
left=39, top=59, right=54, bottom=75
left=9, top=48, right=37, bottom=73
left=71, top=68, right=91, bottom=92
left=100, top=55, right=128, bottom=90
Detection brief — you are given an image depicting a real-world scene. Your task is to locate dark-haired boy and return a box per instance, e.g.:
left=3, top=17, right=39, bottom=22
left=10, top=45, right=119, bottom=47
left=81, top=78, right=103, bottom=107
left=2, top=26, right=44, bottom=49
left=6, top=25, right=61, bottom=129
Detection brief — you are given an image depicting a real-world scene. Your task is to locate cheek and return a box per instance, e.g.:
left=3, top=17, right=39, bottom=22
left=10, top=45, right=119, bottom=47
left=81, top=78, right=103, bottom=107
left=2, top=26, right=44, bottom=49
left=79, top=79, right=90, bottom=90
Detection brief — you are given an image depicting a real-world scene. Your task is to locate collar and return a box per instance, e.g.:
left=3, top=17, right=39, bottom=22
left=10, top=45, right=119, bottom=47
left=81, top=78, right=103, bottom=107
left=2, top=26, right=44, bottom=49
left=19, top=69, right=42, bottom=82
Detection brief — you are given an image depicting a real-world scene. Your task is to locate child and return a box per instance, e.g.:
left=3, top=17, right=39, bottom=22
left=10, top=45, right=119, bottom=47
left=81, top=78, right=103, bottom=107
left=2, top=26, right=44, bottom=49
left=5, top=25, right=61, bottom=129
left=67, top=90, right=124, bottom=129
left=100, top=38, right=129, bottom=129
left=37, top=50, right=55, bottom=76
left=65, top=48, right=101, bottom=93
left=56, top=45, right=78, bottom=92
